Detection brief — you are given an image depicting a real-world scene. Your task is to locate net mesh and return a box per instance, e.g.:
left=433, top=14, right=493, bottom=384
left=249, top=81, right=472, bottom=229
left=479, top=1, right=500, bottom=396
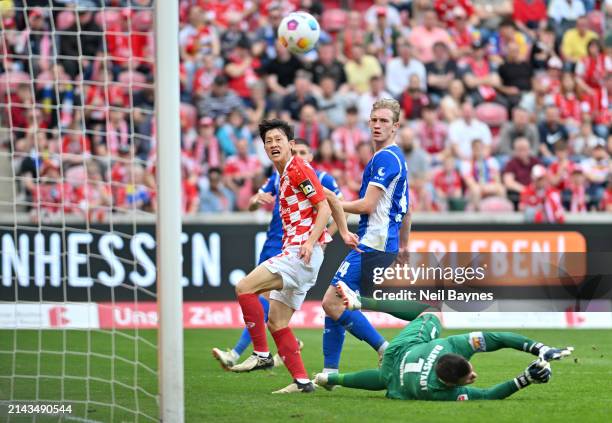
left=0, top=2, right=159, bottom=421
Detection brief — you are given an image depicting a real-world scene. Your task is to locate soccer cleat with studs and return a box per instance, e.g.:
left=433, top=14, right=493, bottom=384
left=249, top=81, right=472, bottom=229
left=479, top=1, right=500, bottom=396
left=272, top=379, right=316, bottom=394
left=211, top=348, right=239, bottom=370
left=230, top=353, right=274, bottom=372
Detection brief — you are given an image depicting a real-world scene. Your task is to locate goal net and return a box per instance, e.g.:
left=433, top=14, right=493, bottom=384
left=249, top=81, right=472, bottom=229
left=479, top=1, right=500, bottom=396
left=0, top=2, right=181, bottom=421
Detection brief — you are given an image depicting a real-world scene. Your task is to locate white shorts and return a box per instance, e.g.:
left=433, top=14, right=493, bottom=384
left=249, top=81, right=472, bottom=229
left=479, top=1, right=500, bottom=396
left=263, top=244, right=324, bottom=310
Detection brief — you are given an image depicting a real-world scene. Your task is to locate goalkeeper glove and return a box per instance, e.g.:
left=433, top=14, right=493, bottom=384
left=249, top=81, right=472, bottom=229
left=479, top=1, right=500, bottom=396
left=530, top=343, right=574, bottom=361
left=515, top=359, right=552, bottom=388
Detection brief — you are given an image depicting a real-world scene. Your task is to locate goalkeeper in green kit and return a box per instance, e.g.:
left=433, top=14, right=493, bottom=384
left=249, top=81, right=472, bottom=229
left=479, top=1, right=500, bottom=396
left=314, top=282, right=574, bottom=401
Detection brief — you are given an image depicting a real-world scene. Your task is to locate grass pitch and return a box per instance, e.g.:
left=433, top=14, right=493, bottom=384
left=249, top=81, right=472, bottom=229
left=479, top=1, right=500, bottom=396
left=1, top=328, right=611, bottom=422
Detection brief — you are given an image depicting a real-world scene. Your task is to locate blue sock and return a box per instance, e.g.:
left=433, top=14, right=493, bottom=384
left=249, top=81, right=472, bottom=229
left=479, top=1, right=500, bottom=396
left=337, top=310, right=386, bottom=351
left=233, top=296, right=270, bottom=356
left=323, top=316, right=346, bottom=369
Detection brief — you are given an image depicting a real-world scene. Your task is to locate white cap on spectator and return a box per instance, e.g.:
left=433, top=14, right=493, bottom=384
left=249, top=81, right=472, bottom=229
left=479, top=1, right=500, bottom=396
left=531, top=164, right=547, bottom=180
left=547, top=56, right=563, bottom=69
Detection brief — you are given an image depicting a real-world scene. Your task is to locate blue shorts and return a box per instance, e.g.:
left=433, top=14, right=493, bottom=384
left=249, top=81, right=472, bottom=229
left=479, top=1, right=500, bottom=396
left=258, top=239, right=282, bottom=264
left=331, top=246, right=397, bottom=296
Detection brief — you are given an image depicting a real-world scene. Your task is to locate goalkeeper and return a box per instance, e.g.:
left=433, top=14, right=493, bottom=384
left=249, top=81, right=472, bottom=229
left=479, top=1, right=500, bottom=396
left=315, top=282, right=573, bottom=401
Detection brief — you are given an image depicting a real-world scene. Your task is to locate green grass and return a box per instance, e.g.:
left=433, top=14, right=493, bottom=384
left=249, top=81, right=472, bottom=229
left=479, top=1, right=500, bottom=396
left=1, top=329, right=611, bottom=422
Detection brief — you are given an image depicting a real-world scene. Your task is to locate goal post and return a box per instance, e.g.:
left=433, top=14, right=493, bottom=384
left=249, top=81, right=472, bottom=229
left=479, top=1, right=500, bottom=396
left=154, top=0, right=184, bottom=421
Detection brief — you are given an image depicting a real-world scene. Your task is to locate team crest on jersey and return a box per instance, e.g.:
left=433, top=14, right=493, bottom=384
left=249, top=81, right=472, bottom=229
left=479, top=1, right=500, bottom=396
left=377, top=167, right=386, bottom=177
left=457, top=394, right=469, bottom=401
left=299, top=179, right=316, bottom=197
left=469, top=332, right=486, bottom=352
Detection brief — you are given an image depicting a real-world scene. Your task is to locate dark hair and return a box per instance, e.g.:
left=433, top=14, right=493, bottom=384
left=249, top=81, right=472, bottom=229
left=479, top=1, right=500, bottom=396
left=435, top=354, right=471, bottom=385
left=293, top=138, right=310, bottom=148
left=500, top=18, right=516, bottom=29
left=258, top=118, right=294, bottom=141
left=208, top=167, right=222, bottom=176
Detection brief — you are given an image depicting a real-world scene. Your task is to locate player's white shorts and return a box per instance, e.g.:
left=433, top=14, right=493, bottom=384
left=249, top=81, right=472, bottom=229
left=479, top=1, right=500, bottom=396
left=263, top=244, right=324, bottom=310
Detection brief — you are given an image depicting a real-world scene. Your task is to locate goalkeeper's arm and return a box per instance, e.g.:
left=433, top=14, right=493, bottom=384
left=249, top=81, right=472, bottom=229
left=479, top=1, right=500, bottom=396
left=444, top=361, right=552, bottom=401
left=453, top=331, right=573, bottom=361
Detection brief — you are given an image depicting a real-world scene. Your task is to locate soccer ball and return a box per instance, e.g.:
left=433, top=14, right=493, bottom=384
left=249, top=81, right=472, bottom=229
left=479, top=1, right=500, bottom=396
left=277, top=11, right=321, bottom=55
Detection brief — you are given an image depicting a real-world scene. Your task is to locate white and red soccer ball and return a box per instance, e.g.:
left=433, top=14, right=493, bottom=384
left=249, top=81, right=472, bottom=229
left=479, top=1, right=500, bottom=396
left=277, top=11, right=321, bottom=55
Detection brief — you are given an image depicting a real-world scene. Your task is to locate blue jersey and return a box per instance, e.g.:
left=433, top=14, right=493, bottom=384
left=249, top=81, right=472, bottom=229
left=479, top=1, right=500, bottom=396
left=258, top=168, right=341, bottom=262
left=357, top=144, right=409, bottom=253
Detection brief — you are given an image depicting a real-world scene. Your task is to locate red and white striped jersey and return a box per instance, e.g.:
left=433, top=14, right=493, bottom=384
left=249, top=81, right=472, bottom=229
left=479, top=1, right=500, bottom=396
left=278, top=156, right=332, bottom=248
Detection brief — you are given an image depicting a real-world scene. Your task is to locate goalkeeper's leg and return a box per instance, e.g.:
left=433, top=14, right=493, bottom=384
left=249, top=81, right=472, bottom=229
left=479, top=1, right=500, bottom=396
left=315, top=369, right=386, bottom=391
left=336, top=281, right=439, bottom=321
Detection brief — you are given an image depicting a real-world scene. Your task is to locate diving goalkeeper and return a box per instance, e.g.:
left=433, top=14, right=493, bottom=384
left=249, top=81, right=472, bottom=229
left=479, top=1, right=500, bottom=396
left=314, top=282, right=573, bottom=401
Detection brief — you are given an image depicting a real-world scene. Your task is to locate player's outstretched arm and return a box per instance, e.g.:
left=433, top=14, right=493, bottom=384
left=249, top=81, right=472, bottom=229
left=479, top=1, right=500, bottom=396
left=449, top=361, right=552, bottom=401
left=452, top=331, right=574, bottom=362
left=323, top=187, right=361, bottom=251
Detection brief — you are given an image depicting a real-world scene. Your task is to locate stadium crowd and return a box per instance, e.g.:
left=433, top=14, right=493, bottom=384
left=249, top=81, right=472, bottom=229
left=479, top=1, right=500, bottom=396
left=1, top=0, right=612, bottom=222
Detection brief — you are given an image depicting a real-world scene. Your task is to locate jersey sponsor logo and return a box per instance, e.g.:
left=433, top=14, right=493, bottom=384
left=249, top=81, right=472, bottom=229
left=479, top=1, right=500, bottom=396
left=299, top=179, right=316, bottom=198
left=457, top=394, right=469, bottom=401
left=377, top=167, right=386, bottom=177
left=469, top=331, right=486, bottom=352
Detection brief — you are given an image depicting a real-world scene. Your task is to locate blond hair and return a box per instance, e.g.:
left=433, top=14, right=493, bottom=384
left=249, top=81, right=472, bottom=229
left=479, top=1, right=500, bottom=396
left=371, top=98, right=401, bottom=123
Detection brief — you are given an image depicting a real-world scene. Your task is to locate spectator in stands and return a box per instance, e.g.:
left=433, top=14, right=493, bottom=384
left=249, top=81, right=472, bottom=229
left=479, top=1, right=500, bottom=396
left=434, top=0, right=476, bottom=30
left=197, top=75, right=243, bottom=120
left=364, top=0, right=402, bottom=28
left=408, top=8, right=453, bottom=63
left=409, top=173, right=436, bottom=211
left=224, top=36, right=260, bottom=103
left=413, top=103, right=448, bottom=163
left=312, top=138, right=344, bottom=179
left=572, top=120, right=606, bottom=157
left=344, top=43, right=383, bottom=94
left=575, top=39, right=611, bottom=92
left=548, top=140, right=576, bottom=191
left=530, top=25, right=559, bottom=71
left=519, top=73, right=554, bottom=123
left=398, top=125, right=431, bottom=181
left=565, top=165, right=589, bottom=212
left=74, top=160, right=112, bottom=222
left=488, top=18, right=529, bottom=66
left=447, top=7, right=477, bottom=57
left=561, top=15, right=599, bottom=63
left=358, top=75, right=393, bottom=123
left=295, top=103, right=329, bottom=151
left=547, top=0, right=586, bottom=30
left=308, top=40, right=347, bottom=89
left=581, top=141, right=610, bottom=207
left=188, top=117, right=221, bottom=177
left=315, top=75, right=354, bottom=130
left=448, top=99, right=492, bottom=159
left=263, top=41, right=305, bottom=104
left=216, top=108, right=253, bottom=157
left=59, top=7, right=102, bottom=78
left=553, top=72, right=583, bottom=134
left=336, top=10, right=367, bottom=61
left=497, top=41, right=533, bottom=111
left=364, top=7, right=402, bottom=65
left=440, top=78, right=467, bottom=122
left=222, top=138, right=262, bottom=210
left=497, top=106, right=540, bottom=156
left=462, top=139, right=506, bottom=210
left=331, top=106, right=369, bottom=161
left=200, top=167, right=235, bottom=212
left=433, top=152, right=464, bottom=211
left=426, top=41, right=458, bottom=104
left=538, top=105, right=569, bottom=162
left=462, top=39, right=502, bottom=105
left=512, top=0, right=547, bottom=39
left=401, top=74, right=430, bottom=120
left=503, top=137, right=541, bottom=207
left=385, top=37, right=427, bottom=98
left=520, top=164, right=565, bottom=223
left=281, top=70, right=318, bottom=121
left=31, top=159, right=73, bottom=221
left=252, top=2, right=283, bottom=65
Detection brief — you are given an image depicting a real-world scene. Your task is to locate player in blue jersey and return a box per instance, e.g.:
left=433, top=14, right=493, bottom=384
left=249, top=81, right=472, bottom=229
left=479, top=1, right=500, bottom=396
left=212, top=138, right=344, bottom=369
left=321, top=98, right=412, bottom=377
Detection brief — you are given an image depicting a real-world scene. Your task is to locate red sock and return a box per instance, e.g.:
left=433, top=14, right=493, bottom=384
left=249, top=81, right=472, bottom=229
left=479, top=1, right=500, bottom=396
left=237, top=293, right=268, bottom=353
left=272, top=327, right=308, bottom=380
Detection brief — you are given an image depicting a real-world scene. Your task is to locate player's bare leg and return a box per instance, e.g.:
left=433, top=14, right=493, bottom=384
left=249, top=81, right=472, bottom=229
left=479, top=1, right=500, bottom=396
left=231, top=265, right=283, bottom=372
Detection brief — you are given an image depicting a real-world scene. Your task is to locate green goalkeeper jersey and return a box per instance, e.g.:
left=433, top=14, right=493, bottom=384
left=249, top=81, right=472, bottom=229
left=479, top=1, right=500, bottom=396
left=381, top=316, right=540, bottom=401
